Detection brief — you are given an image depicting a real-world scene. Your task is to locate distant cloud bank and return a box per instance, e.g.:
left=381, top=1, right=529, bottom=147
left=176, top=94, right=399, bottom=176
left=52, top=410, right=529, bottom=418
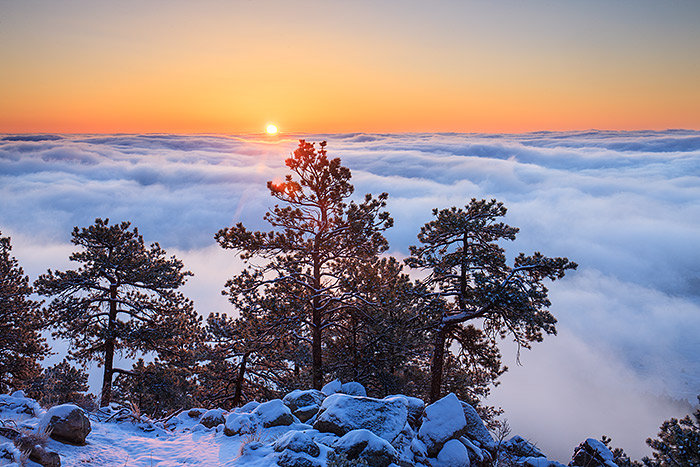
left=2, top=130, right=699, bottom=460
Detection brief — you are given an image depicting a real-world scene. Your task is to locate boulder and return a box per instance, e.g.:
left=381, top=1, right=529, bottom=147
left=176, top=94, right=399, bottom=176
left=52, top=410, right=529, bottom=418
left=224, top=412, right=259, bottom=436
left=41, top=404, right=91, bottom=445
left=187, top=408, right=206, bottom=418
left=321, top=379, right=343, bottom=396
left=333, top=429, right=398, bottom=467
left=283, top=390, right=326, bottom=423
left=384, top=395, right=425, bottom=428
left=23, top=443, right=61, bottom=467
left=273, top=430, right=321, bottom=457
left=253, top=399, right=295, bottom=428
left=438, top=439, right=470, bottom=467
left=314, top=394, right=408, bottom=442
left=238, top=401, right=260, bottom=413
left=341, top=382, right=367, bottom=397
left=200, top=408, right=227, bottom=428
left=2, top=427, right=61, bottom=467
left=417, top=393, right=467, bottom=456
left=570, top=438, right=618, bottom=467
left=391, top=423, right=418, bottom=467
left=278, top=451, right=322, bottom=467
left=461, top=402, right=496, bottom=451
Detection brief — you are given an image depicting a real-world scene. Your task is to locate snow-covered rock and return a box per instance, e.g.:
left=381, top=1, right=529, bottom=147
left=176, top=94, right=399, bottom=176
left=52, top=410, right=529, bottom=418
left=333, top=429, right=398, bottom=467
left=273, top=430, right=321, bottom=457
left=418, top=393, right=467, bottom=456
left=252, top=399, right=295, bottom=428
left=321, top=379, right=343, bottom=396
left=187, top=408, right=206, bottom=418
left=438, top=438, right=471, bottom=467
left=277, top=450, right=323, bottom=467
left=41, top=404, right=91, bottom=445
left=460, top=402, right=495, bottom=451
left=384, top=395, right=425, bottom=428
left=283, top=389, right=326, bottom=423
left=0, top=440, right=22, bottom=465
left=0, top=392, right=44, bottom=419
left=237, top=400, right=261, bottom=413
left=200, top=408, right=227, bottom=428
left=313, top=393, right=408, bottom=442
left=340, top=382, right=367, bottom=397
left=570, top=438, right=618, bottom=467
left=224, top=412, right=259, bottom=436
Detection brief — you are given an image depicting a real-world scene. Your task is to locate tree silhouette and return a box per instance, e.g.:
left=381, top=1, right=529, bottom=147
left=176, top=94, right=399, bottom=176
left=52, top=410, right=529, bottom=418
left=0, top=232, right=49, bottom=392
left=216, top=140, right=392, bottom=389
left=406, top=199, right=576, bottom=402
left=35, top=218, right=201, bottom=407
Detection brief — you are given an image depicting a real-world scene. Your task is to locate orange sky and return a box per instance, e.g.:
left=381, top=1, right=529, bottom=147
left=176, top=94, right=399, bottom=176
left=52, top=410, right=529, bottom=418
left=1, top=0, right=699, bottom=134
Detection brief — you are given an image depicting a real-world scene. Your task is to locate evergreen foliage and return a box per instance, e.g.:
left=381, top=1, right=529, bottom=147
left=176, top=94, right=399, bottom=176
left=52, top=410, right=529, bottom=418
left=406, top=199, right=577, bottom=402
left=642, top=398, right=700, bottom=467
left=0, top=231, right=49, bottom=392
left=216, top=140, right=392, bottom=390
left=324, top=256, right=431, bottom=398
left=113, top=358, right=197, bottom=418
left=27, top=359, right=94, bottom=409
left=34, top=218, right=202, bottom=407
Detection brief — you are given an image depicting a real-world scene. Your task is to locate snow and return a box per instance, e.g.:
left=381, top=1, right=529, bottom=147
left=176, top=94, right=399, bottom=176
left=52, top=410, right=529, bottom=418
left=418, top=393, right=468, bottom=453
left=314, top=393, right=408, bottom=442
left=0, top=389, right=613, bottom=467
left=583, top=438, right=615, bottom=462
left=437, top=438, right=470, bottom=467
left=321, top=379, right=342, bottom=396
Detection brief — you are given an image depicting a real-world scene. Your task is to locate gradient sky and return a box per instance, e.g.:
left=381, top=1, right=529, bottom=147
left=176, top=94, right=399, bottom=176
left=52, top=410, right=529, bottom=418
left=2, top=0, right=699, bottom=133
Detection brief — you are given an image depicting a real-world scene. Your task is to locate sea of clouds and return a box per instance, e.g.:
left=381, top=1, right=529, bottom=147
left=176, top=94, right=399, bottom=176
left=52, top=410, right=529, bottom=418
left=1, top=131, right=699, bottom=461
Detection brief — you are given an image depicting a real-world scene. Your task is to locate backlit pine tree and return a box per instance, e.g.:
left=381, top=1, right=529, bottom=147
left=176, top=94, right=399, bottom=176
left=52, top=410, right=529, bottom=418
left=216, top=140, right=392, bottom=389
left=406, top=199, right=577, bottom=402
left=35, top=218, right=201, bottom=407
left=0, top=232, right=49, bottom=392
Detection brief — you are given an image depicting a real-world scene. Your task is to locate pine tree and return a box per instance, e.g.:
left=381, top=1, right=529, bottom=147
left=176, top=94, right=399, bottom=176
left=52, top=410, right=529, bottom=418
left=216, top=140, right=392, bottom=389
left=112, top=358, right=197, bottom=418
left=642, top=397, right=700, bottom=467
left=35, top=218, right=202, bottom=407
left=0, top=231, right=49, bottom=392
left=203, top=305, right=303, bottom=407
left=325, top=256, right=431, bottom=398
left=27, top=359, right=94, bottom=409
left=406, top=199, right=576, bottom=402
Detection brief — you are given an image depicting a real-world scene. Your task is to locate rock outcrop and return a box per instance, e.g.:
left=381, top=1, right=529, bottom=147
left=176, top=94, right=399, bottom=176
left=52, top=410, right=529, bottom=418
left=313, top=393, right=408, bottom=442
left=41, top=404, right=91, bottom=445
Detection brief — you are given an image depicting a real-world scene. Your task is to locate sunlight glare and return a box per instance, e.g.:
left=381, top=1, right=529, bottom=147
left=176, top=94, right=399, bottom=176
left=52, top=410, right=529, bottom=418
left=266, top=124, right=278, bottom=135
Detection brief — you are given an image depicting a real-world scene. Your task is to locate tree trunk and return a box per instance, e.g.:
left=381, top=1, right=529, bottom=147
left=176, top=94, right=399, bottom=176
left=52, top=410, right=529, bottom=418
left=429, top=325, right=448, bottom=403
left=233, top=352, right=249, bottom=407
left=100, top=283, right=118, bottom=407
left=312, top=245, right=323, bottom=390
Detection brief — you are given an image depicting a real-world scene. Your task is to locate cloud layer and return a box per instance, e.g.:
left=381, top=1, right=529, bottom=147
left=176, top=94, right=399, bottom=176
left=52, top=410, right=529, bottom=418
left=2, top=131, right=699, bottom=460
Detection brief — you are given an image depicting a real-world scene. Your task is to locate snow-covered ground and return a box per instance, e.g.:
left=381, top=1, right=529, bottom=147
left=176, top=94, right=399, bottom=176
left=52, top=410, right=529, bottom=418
left=1, top=382, right=599, bottom=467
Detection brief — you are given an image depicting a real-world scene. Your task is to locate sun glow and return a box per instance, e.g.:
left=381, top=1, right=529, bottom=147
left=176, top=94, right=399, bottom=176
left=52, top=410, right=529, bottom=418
left=266, top=124, right=278, bottom=135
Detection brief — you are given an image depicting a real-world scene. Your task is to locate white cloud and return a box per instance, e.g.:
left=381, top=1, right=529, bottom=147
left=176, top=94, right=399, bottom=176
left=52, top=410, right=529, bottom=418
left=2, top=131, right=699, bottom=459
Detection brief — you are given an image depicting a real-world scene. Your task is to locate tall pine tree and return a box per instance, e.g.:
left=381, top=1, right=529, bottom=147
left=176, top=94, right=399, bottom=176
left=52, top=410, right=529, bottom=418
left=406, top=199, right=576, bottom=402
left=35, top=218, right=201, bottom=407
left=216, top=140, right=392, bottom=389
left=0, top=231, right=49, bottom=392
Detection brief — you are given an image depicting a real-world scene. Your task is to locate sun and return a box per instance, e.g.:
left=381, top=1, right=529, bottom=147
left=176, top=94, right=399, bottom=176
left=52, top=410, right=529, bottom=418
left=266, top=124, right=278, bottom=135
